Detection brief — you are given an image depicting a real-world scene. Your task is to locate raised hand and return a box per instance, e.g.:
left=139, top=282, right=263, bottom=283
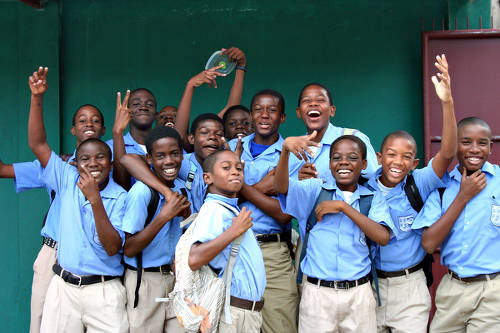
left=298, top=162, right=318, bottom=180
left=315, top=200, right=345, bottom=222
left=283, top=131, right=320, bottom=162
left=432, top=54, right=452, bottom=103
left=222, top=47, right=246, bottom=66
left=76, top=165, right=101, bottom=204
left=188, top=65, right=226, bottom=89
left=157, top=192, right=191, bottom=222
left=459, top=169, right=486, bottom=201
left=113, top=90, right=132, bottom=134
left=29, top=67, right=49, bottom=96
left=231, top=206, right=253, bottom=236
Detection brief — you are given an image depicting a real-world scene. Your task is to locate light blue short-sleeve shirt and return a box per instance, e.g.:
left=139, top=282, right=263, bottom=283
left=279, top=178, right=394, bottom=281
left=122, top=179, right=188, bottom=268
left=178, top=153, right=205, bottom=213
left=42, top=151, right=127, bottom=276
left=229, top=133, right=289, bottom=234
left=288, top=123, right=378, bottom=181
left=190, top=193, right=266, bottom=301
left=368, top=159, right=447, bottom=271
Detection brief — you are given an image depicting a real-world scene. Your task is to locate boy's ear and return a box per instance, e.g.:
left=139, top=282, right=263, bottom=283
left=188, top=133, right=195, bottom=146
left=295, top=107, right=302, bottom=120
left=362, top=158, right=367, bottom=171
left=146, top=154, right=153, bottom=165
left=280, top=112, right=286, bottom=125
left=376, top=152, right=383, bottom=166
left=100, top=126, right=106, bottom=138
left=411, top=158, right=420, bottom=171
left=203, top=172, right=213, bottom=186
left=329, top=105, right=336, bottom=118
left=70, top=126, right=76, bottom=137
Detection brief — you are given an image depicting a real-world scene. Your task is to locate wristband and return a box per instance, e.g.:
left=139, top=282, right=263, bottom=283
left=236, top=65, right=247, bottom=72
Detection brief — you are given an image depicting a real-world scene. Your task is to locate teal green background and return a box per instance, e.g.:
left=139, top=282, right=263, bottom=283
left=2, top=0, right=490, bottom=330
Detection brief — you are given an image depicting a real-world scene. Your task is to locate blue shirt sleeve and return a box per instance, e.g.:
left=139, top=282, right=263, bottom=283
left=412, top=158, right=447, bottom=201
left=41, top=151, right=76, bottom=193
left=279, top=178, right=323, bottom=224
left=368, top=191, right=398, bottom=238
left=355, top=131, right=378, bottom=178
left=412, top=189, right=443, bottom=230
left=122, top=182, right=151, bottom=235
left=12, top=160, right=44, bottom=193
left=191, top=202, right=226, bottom=244
left=108, top=191, right=127, bottom=245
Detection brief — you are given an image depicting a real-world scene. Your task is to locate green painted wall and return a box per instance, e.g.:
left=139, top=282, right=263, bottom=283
left=448, top=0, right=492, bottom=29
left=0, top=0, right=449, bottom=330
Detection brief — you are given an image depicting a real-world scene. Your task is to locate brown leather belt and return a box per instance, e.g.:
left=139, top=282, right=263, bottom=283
left=255, top=230, right=290, bottom=243
left=230, top=296, right=264, bottom=311
left=125, top=263, right=172, bottom=274
left=307, top=274, right=370, bottom=289
left=376, top=262, right=424, bottom=278
left=449, top=270, right=500, bottom=283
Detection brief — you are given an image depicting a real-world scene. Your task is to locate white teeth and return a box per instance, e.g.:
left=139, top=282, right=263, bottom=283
left=165, top=122, right=175, bottom=127
left=390, top=168, right=402, bottom=174
left=163, top=168, right=176, bottom=176
left=307, top=110, right=321, bottom=117
left=468, top=157, right=480, bottom=162
left=84, top=130, right=95, bottom=135
left=338, top=169, right=351, bottom=175
left=237, top=133, right=245, bottom=138
left=90, top=171, right=101, bottom=177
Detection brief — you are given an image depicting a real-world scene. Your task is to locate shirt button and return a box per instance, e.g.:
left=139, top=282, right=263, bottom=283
left=465, top=221, right=470, bottom=225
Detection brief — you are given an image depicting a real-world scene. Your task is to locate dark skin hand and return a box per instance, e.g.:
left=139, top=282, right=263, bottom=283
left=124, top=192, right=190, bottom=257
left=421, top=169, right=486, bottom=254
left=112, top=90, right=133, bottom=190
left=298, top=162, right=318, bottom=180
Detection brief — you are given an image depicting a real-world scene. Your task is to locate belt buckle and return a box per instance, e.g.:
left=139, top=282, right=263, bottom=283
left=76, top=275, right=82, bottom=287
left=160, top=266, right=168, bottom=275
left=251, top=301, right=256, bottom=311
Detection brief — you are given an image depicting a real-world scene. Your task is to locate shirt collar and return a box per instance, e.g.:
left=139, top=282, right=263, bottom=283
left=450, top=161, right=496, bottom=180
left=205, top=193, right=239, bottom=208
left=99, top=176, right=126, bottom=199
left=242, top=133, right=284, bottom=156
left=321, top=179, right=373, bottom=197
left=320, top=123, right=342, bottom=145
left=124, top=132, right=140, bottom=147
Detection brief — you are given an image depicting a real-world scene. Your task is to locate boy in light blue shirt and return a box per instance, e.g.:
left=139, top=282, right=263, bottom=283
left=414, top=117, right=500, bottom=332
left=26, top=67, right=128, bottom=333
left=275, top=133, right=395, bottom=333
left=189, top=150, right=266, bottom=333
left=122, top=126, right=190, bottom=333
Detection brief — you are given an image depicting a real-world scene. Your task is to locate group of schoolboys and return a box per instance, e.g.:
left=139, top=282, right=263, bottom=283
left=1, top=50, right=499, bottom=333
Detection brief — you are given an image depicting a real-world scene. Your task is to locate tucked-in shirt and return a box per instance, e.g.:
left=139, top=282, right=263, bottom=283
left=42, top=151, right=126, bottom=276
left=368, top=159, right=446, bottom=272
left=412, top=162, right=500, bottom=278
left=178, top=153, right=205, bottom=213
left=122, top=179, right=188, bottom=268
left=12, top=151, right=78, bottom=241
left=229, top=133, right=289, bottom=235
left=191, top=193, right=266, bottom=301
left=279, top=178, right=394, bottom=281
left=288, top=123, right=378, bottom=182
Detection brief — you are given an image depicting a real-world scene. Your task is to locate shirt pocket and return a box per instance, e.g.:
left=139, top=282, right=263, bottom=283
left=489, top=195, right=500, bottom=228
left=389, top=206, right=417, bottom=240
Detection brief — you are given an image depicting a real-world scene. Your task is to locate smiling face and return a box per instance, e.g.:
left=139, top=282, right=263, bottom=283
left=76, top=141, right=112, bottom=189
left=296, top=85, right=335, bottom=138
left=71, top=106, right=106, bottom=145
left=157, top=106, right=177, bottom=128
left=203, top=150, right=244, bottom=198
left=225, top=109, right=252, bottom=140
left=457, top=123, right=492, bottom=174
left=147, top=137, right=183, bottom=187
left=329, top=139, right=366, bottom=192
left=251, top=94, right=285, bottom=145
left=377, top=136, right=419, bottom=188
left=189, top=119, right=225, bottom=164
left=129, top=89, right=157, bottom=130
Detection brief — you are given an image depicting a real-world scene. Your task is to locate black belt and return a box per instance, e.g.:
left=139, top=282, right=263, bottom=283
left=377, top=262, right=424, bottom=279
left=230, top=296, right=264, bottom=311
left=449, top=270, right=500, bottom=283
left=125, top=263, right=172, bottom=274
left=307, top=274, right=370, bottom=289
left=256, top=230, right=291, bottom=243
left=43, top=237, right=57, bottom=249
left=53, top=264, right=118, bottom=287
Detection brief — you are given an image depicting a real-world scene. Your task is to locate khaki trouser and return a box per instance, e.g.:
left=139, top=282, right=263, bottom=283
left=299, top=280, right=376, bottom=333
left=373, top=269, right=431, bottom=333
left=218, top=305, right=263, bottom=333
left=30, top=244, right=57, bottom=333
left=124, top=268, right=183, bottom=333
left=260, top=240, right=298, bottom=333
left=40, top=274, right=128, bottom=333
left=430, top=272, right=500, bottom=333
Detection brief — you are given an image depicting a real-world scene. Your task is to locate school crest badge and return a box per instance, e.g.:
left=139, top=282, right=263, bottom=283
left=491, top=204, right=500, bottom=226
left=398, top=215, right=414, bottom=232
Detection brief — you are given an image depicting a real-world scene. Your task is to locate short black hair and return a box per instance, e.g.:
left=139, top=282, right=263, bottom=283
left=190, top=113, right=224, bottom=134
left=145, top=126, right=183, bottom=154
left=330, top=135, right=367, bottom=160
left=250, top=89, right=285, bottom=114
left=202, top=149, right=228, bottom=173
left=458, top=116, right=492, bottom=136
left=129, top=88, right=157, bottom=107
left=380, top=130, right=417, bottom=155
left=222, top=105, right=250, bottom=125
left=76, top=138, right=112, bottom=161
left=298, top=83, right=334, bottom=106
left=71, top=104, right=105, bottom=126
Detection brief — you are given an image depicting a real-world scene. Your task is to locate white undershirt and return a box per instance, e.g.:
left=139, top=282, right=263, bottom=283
left=376, top=177, right=394, bottom=197
left=138, top=144, right=147, bottom=154
left=342, top=191, right=354, bottom=204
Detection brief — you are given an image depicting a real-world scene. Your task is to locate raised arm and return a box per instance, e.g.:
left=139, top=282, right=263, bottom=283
left=112, top=90, right=132, bottom=190
left=218, top=47, right=246, bottom=118
left=240, top=181, right=292, bottom=224
left=431, top=54, right=457, bottom=178
left=421, top=169, right=485, bottom=253
left=27, top=67, right=52, bottom=167
left=0, top=159, right=15, bottom=178
left=188, top=207, right=252, bottom=270
left=124, top=192, right=190, bottom=257
left=274, top=131, right=319, bottom=194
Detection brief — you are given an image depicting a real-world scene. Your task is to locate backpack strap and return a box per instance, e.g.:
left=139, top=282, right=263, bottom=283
left=404, top=174, right=424, bottom=213
left=342, top=128, right=359, bottom=136
left=133, top=186, right=160, bottom=308
left=41, top=190, right=57, bottom=229
left=185, top=160, right=198, bottom=191
left=297, top=188, right=335, bottom=284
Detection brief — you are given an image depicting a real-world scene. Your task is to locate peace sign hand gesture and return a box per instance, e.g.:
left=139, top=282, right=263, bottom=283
left=29, top=67, right=49, bottom=96
left=113, top=90, right=132, bottom=135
